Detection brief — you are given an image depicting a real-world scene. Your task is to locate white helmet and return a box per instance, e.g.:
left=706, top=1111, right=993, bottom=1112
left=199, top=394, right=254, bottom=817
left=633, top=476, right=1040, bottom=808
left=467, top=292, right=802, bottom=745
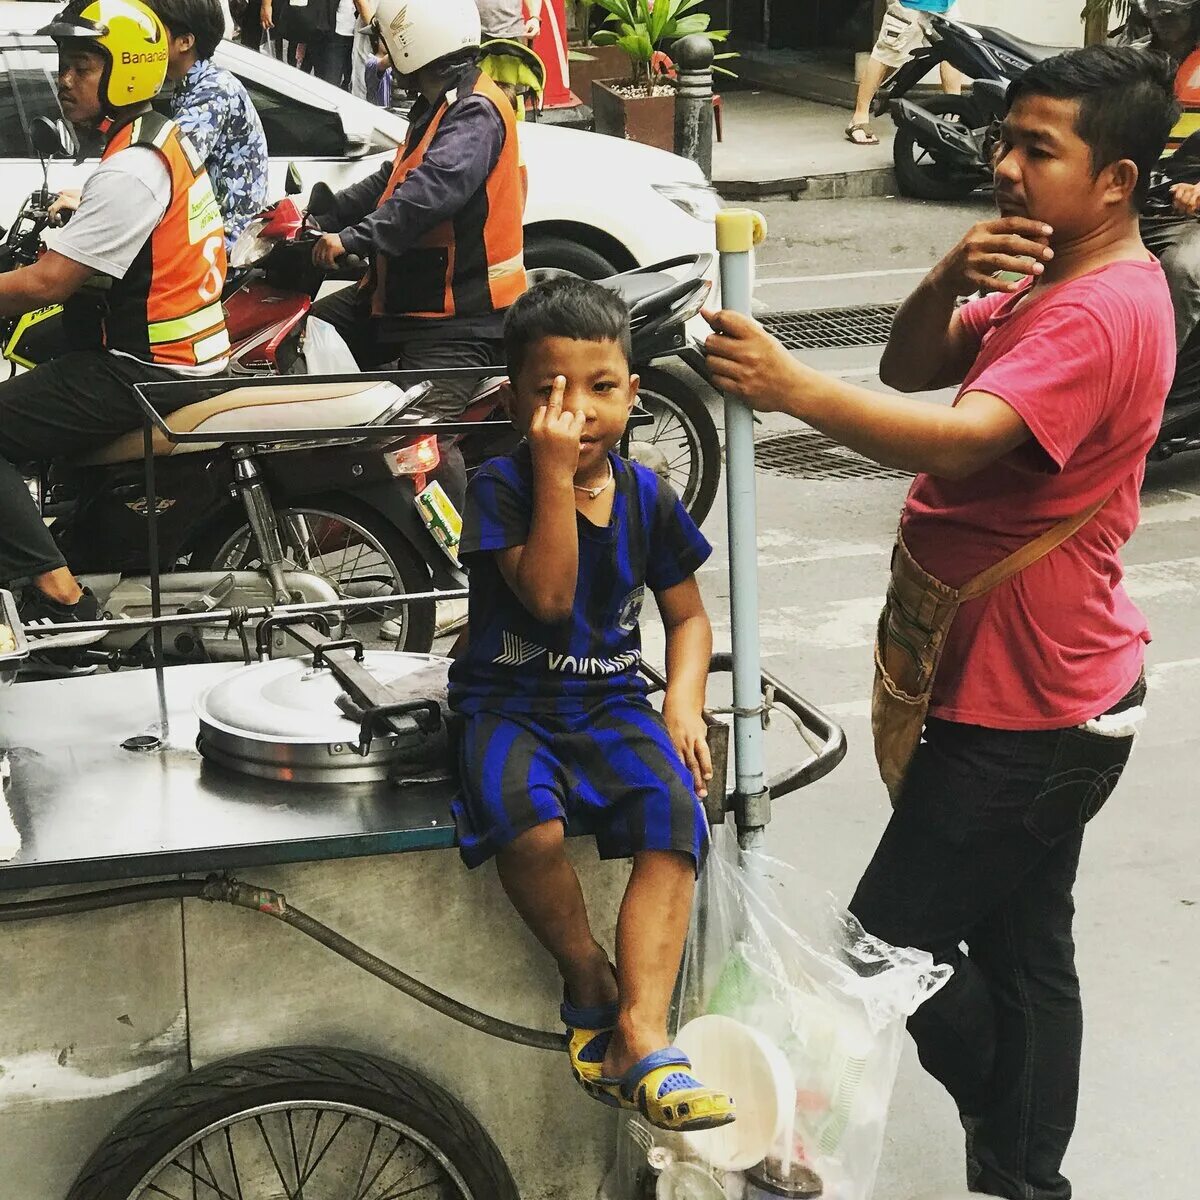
left=375, top=0, right=481, bottom=75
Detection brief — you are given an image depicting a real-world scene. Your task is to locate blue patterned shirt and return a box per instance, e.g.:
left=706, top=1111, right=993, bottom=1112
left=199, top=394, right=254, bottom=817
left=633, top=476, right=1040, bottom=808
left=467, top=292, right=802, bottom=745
left=172, top=60, right=269, bottom=252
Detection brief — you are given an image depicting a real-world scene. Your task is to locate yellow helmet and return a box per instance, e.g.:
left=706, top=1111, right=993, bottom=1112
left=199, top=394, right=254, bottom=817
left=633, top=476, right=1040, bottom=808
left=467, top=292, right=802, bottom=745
left=41, top=0, right=169, bottom=113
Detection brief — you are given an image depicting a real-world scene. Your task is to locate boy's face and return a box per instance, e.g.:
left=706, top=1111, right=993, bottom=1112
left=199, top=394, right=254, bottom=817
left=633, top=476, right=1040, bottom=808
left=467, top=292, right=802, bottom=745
left=507, top=336, right=639, bottom=475
left=993, top=93, right=1136, bottom=241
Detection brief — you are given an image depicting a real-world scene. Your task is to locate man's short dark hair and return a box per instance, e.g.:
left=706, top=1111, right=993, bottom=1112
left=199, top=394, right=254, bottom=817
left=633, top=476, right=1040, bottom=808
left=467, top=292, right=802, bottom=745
left=1008, top=46, right=1180, bottom=205
left=504, top=276, right=633, bottom=382
left=148, top=0, right=225, bottom=61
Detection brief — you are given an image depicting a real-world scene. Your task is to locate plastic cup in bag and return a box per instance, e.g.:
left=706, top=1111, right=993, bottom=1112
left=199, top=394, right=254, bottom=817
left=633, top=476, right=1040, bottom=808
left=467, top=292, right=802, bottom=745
left=655, top=1162, right=726, bottom=1200
left=675, top=1014, right=795, bottom=1172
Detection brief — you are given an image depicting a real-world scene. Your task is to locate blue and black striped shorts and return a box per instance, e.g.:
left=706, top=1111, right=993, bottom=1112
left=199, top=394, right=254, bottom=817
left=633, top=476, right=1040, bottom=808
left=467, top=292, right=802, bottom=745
left=452, top=694, right=709, bottom=870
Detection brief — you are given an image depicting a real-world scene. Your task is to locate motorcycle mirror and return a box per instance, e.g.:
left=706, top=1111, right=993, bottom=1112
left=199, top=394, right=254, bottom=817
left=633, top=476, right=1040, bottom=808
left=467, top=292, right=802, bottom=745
left=285, top=162, right=303, bottom=196
left=30, top=115, right=75, bottom=160
left=308, top=180, right=336, bottom=217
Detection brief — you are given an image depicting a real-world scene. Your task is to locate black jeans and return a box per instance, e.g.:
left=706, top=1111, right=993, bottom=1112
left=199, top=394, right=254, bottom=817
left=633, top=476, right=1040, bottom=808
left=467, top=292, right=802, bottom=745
left=308, top=286, right=503, bottom=513
left=0, top=352, right=184, bottom=586
left=850, top=675, right=1146, bottom=1200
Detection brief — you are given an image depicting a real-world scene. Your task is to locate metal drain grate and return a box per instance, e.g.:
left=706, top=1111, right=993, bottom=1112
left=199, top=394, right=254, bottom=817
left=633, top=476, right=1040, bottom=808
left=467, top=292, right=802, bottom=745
left=754, top=429, right=912, bottom=481
left=762, top=304, right=900, bottom=350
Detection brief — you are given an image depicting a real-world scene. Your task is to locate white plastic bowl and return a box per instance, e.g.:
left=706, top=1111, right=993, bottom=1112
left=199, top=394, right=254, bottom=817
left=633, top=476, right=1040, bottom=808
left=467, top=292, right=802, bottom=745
left=675, top=1014, right=796, bottom=1172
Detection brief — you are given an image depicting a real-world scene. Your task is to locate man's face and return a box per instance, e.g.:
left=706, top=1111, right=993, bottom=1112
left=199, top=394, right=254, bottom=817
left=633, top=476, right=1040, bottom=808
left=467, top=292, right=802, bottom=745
left=56, top=44, right=106, bottom=127
left=992, top=93, right=1130, bottom=241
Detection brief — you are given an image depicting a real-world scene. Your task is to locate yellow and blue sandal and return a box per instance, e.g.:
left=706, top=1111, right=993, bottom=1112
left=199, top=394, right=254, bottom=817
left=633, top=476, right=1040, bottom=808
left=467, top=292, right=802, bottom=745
left=595, top=1048, right=736, bottom=1132
left=560, top=992, right=619, bottom=1090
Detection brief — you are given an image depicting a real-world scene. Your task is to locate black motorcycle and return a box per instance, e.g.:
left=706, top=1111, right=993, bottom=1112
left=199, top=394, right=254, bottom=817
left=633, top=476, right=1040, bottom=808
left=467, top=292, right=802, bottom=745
left=873, top=15, right=1069, bottom=200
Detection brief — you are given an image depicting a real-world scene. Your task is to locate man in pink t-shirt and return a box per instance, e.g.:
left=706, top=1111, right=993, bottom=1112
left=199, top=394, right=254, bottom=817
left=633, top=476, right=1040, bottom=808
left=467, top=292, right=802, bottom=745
left=703, top=47, right=1178, bottom=1200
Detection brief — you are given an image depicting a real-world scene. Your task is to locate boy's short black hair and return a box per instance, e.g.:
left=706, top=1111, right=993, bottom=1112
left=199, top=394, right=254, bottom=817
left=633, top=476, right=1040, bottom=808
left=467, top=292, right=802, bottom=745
left=504, top=276, right=633, bottom=383
left=148, top=0, right=225, bottom=61
left=1008, top=46, right=1180, bottom=205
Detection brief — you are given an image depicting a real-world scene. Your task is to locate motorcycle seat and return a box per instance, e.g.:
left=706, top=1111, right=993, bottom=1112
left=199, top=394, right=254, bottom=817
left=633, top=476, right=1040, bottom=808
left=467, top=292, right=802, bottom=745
left=72, top=379, right=416, bottom=467
left=604, top=271, right=678, bottom=310
left=971, top=25, right=1066, bottom=64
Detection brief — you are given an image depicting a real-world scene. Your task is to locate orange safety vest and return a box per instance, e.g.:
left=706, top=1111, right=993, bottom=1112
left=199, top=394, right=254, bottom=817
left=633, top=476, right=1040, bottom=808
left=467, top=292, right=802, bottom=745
left=1168, top=48, right=1200, bottom=155
left=96, top=111, right=230, bottom=367
left=368, top=68, right=526, bottom=321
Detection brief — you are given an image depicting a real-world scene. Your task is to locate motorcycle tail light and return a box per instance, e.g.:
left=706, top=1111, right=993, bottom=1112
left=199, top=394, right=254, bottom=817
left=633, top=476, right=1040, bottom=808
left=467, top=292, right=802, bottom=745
left=674, top=278, right=713, bottom=327
left=385, top=434, right=440, bottom=476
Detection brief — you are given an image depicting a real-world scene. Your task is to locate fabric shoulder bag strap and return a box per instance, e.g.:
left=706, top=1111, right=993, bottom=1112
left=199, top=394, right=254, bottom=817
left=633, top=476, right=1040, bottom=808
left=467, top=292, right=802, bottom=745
left=871, top=491, right=1113, bottom=803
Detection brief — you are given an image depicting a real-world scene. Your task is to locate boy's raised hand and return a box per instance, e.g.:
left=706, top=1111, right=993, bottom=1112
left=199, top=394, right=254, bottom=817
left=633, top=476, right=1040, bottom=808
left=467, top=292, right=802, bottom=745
left=529, top=375, right=585, bottom=483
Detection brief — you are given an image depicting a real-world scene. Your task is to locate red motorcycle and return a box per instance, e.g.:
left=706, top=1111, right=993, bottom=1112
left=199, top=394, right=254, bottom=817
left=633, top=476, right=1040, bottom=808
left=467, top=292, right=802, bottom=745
left=225, top=177, right=723, bottom=524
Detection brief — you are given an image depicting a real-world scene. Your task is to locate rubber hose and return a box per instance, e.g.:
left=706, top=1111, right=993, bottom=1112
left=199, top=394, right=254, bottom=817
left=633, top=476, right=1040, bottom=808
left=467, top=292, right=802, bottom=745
left=0, top=878, right=206, bottom=920
left=0, top=876, right=566, bottom=1053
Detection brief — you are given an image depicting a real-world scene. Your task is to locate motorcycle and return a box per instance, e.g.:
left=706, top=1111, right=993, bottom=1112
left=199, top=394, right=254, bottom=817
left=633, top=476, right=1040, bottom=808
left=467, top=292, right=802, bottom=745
left=1, top=120, right=721, bottom=668
left=0, top=119, right=468, bottom=663
left=872, top=15, right=1070, bottom=201
left=224, top=175, right=723, bottom=525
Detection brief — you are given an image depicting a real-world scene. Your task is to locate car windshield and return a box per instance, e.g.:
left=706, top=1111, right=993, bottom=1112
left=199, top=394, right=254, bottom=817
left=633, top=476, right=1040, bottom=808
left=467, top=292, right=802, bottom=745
left=0, top=34, right=376, bottom=161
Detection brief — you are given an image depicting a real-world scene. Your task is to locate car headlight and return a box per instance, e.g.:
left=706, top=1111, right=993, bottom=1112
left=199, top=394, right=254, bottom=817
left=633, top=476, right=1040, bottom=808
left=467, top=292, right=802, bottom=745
left=229, top=216, right=273, bottom=268
left=652, top=183, right=722, bottom=223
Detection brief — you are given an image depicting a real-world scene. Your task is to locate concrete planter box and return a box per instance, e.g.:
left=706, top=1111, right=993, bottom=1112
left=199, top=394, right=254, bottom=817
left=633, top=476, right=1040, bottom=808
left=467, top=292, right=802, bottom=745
left=568, top=42, right=627, bottom=105
left=592, top=78, right=677, bottom=153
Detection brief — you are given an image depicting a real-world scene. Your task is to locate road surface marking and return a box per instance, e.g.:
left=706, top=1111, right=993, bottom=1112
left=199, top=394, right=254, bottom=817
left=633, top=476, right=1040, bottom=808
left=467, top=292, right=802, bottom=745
left=756, top=266, right=933, bottom=286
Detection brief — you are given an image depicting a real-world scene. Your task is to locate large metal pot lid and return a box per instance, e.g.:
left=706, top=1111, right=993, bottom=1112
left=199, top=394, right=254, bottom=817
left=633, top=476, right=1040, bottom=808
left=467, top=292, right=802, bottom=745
left=196, top=652, right=451, bottom=745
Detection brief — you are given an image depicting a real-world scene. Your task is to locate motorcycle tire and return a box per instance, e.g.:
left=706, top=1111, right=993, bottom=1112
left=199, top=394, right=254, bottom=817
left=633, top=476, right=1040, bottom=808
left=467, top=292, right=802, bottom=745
left=893, top=93, right=990, bottom=201
left=633, top=367, right=722, bottom=527
left=188, top=495, right=437, bottom=653
left=65, top=1045, right=519, bottom=1200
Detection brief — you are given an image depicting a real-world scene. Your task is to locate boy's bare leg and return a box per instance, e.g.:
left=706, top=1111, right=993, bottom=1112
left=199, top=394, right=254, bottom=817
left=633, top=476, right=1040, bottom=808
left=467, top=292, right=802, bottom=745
left=602, top=849, right=696, bottom=1078
left=495, top=821, right=617, bottom=1009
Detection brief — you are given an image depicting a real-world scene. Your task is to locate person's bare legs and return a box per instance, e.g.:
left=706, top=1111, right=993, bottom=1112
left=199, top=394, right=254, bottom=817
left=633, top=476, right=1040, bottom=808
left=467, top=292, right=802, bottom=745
left=940, top=61, right=964, bottom=95
left=602, top=849, right=696, bottom=1078
left=494, top=821, right=617, bottom=1009
left=850, top=55, right=890, bottom=132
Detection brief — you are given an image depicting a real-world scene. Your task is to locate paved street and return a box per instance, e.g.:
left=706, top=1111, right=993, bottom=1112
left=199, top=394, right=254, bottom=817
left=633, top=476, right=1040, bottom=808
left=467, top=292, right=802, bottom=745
left=666, top=194, right=1197, bottom=1200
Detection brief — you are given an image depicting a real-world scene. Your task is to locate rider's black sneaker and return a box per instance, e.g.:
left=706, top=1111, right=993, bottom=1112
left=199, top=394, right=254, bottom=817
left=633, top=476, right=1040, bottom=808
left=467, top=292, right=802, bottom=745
left=19, top=585, right=103, bottom=650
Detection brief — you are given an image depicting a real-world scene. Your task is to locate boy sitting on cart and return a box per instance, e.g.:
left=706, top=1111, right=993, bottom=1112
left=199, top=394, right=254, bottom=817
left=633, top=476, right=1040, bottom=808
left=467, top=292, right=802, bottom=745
left=447, top=278, right=735, bottom=1132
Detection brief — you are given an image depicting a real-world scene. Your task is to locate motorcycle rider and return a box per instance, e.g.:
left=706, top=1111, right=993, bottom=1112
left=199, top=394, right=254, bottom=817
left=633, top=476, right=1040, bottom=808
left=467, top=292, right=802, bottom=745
left=306, top=0, right=526, bottom=502
left=0, top=0, right=229, bottom=640
left=1139, top=0, right=1200, bottom=397
left=51, top=0, right=271, bottom=253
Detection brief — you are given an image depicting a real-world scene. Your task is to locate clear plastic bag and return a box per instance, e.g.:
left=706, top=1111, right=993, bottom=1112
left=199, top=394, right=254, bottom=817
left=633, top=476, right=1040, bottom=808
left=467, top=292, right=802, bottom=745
left=299, top=316, right=359, bottom=375
left=605, top=824, right=951, bottom=1200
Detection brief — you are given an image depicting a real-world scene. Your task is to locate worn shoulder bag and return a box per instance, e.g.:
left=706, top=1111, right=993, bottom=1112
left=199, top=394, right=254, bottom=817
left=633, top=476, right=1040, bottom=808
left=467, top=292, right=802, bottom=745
left=872, top=494, right=1111, bottom=803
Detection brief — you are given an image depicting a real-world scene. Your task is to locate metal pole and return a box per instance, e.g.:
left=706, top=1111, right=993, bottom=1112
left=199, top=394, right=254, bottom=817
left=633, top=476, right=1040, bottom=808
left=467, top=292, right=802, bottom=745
left=673, top=34, right=715, bottom=181
left=143, top=416, right=169, bottom=739
left=716, top=209, right=769, bottom=841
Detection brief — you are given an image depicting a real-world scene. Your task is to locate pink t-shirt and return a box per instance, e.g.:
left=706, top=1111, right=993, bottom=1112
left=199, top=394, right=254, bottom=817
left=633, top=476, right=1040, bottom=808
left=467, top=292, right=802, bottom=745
left=901, top=259, right=1175, bottom=730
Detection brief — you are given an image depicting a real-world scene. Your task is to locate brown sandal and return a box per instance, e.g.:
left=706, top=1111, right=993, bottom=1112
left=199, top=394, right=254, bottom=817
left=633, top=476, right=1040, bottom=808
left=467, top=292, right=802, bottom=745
left=845, top=123, right=880, bottom=146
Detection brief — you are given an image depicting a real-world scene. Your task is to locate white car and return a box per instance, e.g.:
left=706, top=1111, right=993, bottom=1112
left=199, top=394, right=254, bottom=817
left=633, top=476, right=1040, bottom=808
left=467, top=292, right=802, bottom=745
left=0, top=3, right=720, bottom=279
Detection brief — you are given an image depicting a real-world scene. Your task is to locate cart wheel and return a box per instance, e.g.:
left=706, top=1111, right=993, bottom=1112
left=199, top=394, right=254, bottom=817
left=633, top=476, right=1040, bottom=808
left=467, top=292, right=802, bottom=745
left=66, top=1045, right=519, bottom=1200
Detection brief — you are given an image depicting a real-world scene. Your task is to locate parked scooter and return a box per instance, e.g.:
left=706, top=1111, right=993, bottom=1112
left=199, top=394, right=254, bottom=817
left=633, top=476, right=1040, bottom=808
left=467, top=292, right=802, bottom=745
left=873, top=15, right=1070, bottom=200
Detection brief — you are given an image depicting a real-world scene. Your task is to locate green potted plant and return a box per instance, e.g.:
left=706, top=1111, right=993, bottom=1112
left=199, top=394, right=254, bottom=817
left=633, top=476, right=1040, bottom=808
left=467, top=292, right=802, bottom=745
left=588, top=0, right=731, bottom=152
left=567, top=0, right=630, bottom=107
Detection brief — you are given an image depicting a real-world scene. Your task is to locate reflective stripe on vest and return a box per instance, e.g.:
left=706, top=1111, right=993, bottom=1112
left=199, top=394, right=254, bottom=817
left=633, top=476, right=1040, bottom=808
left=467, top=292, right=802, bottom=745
left=98, top=111, right=229, bottom=367
left=1167, top=49, right=1200, bottom=155
left=369, top=69, right=526, bottom=321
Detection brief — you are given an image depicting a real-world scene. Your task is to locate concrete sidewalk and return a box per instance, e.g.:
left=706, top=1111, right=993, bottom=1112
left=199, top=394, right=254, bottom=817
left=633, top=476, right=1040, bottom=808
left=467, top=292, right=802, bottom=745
left=712, top=90, right=898, bottom=202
